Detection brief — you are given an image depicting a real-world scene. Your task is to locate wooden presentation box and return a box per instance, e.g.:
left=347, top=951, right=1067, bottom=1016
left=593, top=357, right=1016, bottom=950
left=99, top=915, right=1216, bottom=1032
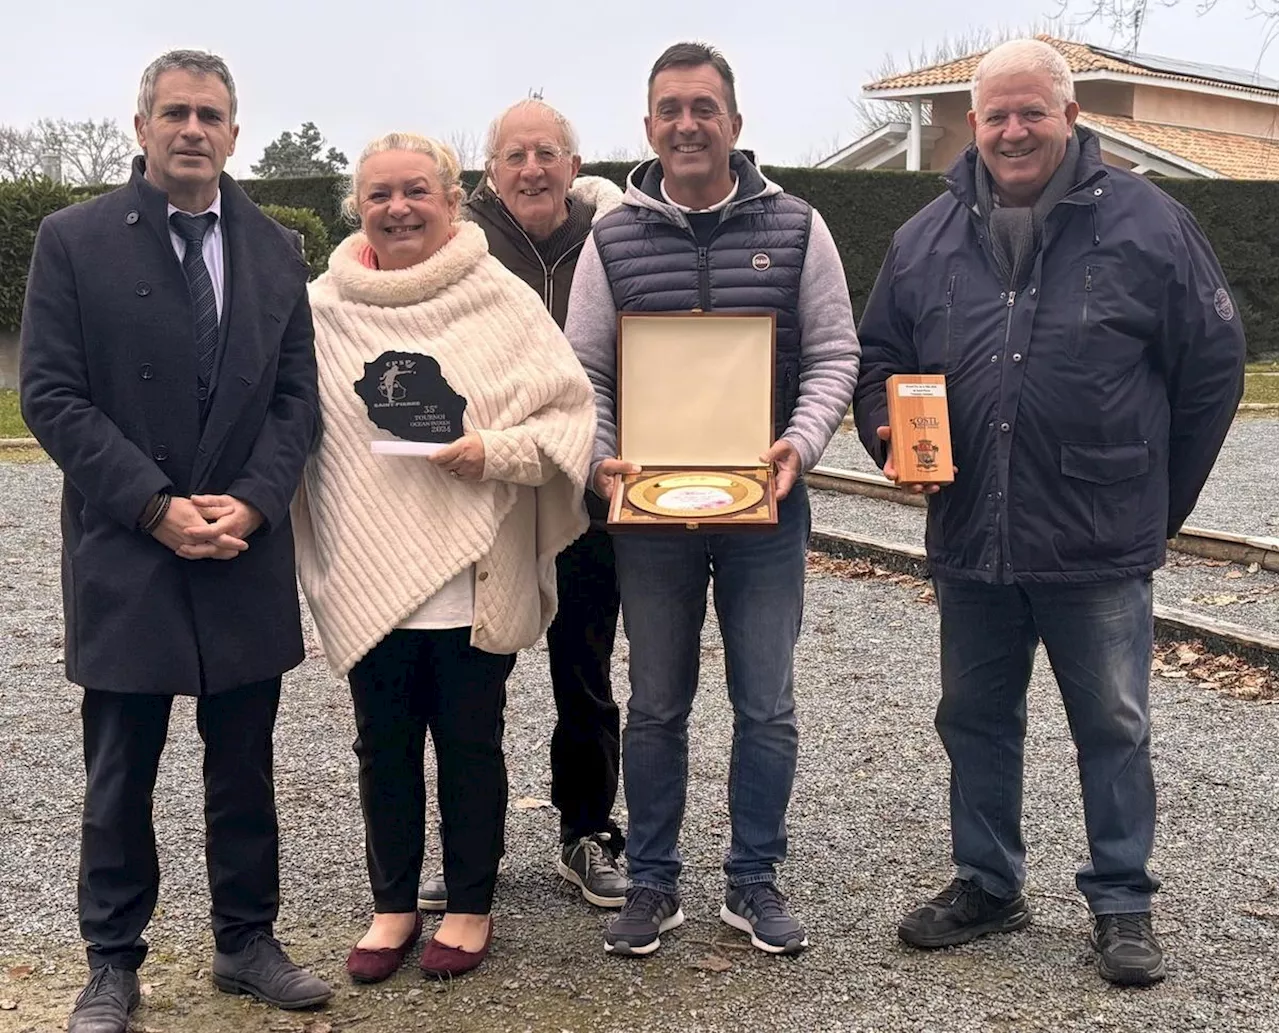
left=607, top=312, right=779, bottom=532
left=886, top=373, right=954, bottom=486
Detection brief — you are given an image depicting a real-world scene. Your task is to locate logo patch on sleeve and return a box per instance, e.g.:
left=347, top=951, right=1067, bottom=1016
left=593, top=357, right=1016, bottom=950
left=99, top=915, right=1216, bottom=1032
left=1213, top=287, right=1235, bottom=322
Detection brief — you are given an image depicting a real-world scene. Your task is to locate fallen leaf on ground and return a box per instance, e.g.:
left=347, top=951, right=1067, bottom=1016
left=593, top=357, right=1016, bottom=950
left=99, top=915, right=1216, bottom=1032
left=5, top=966, right=31, bottom=980
left=513, top=797, right=553, bottom=810
left=302, top=1021, right=333, bottom=1033
left=1225, top=569, right=1245, bottom=579
left=690, top=953, right=733, bottom=973
left=1153, top=640, right=1277, bottom=700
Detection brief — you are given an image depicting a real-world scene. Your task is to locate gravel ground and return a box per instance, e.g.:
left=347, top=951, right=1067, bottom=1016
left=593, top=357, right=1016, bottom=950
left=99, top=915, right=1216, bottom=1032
left=1, top=457, right=1277, bottom=1033
left=820, top=415, right=1280, bottom=537
left=816, top=421, right=1280, bottom=638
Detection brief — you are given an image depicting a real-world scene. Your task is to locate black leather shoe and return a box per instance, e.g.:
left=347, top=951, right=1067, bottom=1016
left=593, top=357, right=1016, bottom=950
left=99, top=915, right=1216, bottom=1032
left=212, top=932, right=333, bottom=1009
left=68, top=966, right=140, bottom=1033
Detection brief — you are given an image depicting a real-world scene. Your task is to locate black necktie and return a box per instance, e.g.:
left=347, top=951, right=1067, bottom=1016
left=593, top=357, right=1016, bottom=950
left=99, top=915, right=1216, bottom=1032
left=169, top=211, right=219, bottom=393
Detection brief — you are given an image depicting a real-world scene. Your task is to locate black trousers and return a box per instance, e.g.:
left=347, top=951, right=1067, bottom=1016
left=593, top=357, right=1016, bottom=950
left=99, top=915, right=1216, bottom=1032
left=546, top=521, right=623, bottom=846
left=349, top=628, right=514, bottom=914
left=79, top=679, right=281, bottom=971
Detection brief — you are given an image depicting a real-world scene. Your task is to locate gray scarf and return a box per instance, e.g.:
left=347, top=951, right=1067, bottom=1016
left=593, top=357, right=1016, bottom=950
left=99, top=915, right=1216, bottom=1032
left=976, top=131, right=1081, bottom=290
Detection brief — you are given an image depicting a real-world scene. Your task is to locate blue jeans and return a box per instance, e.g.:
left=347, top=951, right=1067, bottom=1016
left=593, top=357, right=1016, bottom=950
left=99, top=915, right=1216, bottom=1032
left=613, top=485, right=811, bottom=894
left=933, top=574, right=1161, bottom=914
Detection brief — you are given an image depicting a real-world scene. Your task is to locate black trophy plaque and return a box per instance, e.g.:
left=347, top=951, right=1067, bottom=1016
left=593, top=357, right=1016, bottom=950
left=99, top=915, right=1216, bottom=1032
left=354, top=351, right=468, bottom=455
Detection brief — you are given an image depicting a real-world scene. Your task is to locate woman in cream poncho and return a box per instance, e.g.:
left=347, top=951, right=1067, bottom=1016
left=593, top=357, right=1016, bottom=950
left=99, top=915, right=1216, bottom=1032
left=293, top=132, right=594, bottom=982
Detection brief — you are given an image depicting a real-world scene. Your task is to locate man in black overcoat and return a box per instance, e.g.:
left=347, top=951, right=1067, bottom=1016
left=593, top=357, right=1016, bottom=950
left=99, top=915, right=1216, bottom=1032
left=19, top=49, right=330, bottom=1033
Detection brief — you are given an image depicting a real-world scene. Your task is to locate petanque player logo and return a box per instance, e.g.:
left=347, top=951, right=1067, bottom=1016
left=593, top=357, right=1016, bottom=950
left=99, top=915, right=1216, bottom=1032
left=913, top=438, right=939, bottom=470
left=379, top=359, right=416, bottom=403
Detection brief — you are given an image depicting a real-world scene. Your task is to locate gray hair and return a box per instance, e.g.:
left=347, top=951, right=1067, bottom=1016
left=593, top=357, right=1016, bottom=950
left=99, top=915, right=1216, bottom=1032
left=341, top=132, right=464, bottom=223
left=483, top=99, right=580, bottom=164
left=137, top=49, right=237, bottom=121
left=971, top=38, right=1075, bottom=112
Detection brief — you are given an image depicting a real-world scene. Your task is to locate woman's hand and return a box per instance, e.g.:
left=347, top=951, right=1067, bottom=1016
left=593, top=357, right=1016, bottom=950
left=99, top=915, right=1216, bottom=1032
left=428, top=433, right=486, bottom=481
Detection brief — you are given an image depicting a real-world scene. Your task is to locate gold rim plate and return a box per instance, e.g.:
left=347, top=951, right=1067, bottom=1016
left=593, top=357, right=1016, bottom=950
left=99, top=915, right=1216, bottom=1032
left=626, top=472, right=765, bottom=518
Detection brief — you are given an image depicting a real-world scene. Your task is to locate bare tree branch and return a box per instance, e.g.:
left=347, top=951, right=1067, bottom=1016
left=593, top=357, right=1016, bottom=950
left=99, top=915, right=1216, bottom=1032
left=0, top=125, right=42, bottom=179
left=1056, top=0, right=1275, bottom=60
left=447, top=130, right=483, bottom=171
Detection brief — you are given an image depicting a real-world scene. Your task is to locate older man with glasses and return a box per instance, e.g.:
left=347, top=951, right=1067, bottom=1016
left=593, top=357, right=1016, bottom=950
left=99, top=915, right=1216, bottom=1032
left=416, top=99, right=629, bottom=914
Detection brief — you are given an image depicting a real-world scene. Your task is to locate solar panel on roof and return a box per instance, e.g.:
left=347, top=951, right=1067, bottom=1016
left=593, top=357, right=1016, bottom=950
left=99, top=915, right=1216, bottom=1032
left=1089, top=43, right=1279, bottom=91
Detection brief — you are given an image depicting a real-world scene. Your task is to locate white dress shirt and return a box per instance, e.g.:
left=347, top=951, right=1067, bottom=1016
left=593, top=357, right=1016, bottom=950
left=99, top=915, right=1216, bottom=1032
left=167, top=191, right=225, bottom=320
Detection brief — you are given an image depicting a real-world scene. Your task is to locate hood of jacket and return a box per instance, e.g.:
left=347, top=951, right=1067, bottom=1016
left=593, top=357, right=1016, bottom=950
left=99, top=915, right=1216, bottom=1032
left=620, top=150, right=783, bottom=228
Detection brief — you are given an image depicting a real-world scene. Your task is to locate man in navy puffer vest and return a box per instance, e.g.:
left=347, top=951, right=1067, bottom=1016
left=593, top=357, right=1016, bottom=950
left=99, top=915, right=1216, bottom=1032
left=566, top=41, right=859, bottom=959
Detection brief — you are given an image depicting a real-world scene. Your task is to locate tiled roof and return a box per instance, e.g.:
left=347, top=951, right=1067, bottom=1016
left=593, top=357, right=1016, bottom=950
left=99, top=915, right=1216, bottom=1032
left=1080, top=111, right=1280, bottom=179
left=864, top=35, right=1279, bottom=98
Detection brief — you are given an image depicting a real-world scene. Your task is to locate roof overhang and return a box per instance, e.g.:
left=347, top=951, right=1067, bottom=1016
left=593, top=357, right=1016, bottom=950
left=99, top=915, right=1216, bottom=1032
left=1075, top=115, right=1223, bottom=177
left=864, top=72, right=1278, bottom=106
left=814, top=123, right=945, bottom=170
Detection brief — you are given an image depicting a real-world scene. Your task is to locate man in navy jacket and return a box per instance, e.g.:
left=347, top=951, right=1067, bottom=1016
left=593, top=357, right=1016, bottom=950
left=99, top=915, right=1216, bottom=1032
left=20, top=50, right=329, bottom=1032
left=854, top=38, right=1244, bottom=987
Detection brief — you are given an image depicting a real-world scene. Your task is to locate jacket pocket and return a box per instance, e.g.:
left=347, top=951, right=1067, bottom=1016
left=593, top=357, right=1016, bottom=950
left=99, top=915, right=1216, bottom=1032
left=1060, top=440, right=1150, bottom=550
left=1067, top=262, right=1153, bottom=367
left=913, top=271, right=963, bottom=373
left=1060, top=441, right=1149, bottom=484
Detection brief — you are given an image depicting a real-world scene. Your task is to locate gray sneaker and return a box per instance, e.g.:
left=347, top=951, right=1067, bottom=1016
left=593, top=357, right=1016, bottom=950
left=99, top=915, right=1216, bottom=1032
left=721, top=883, right=809, bottom=954
left=417, top=869, right=447, bottom=912
left=557, top=834, right=627, bottom=908
left=604, top=886, right=684, bottom=956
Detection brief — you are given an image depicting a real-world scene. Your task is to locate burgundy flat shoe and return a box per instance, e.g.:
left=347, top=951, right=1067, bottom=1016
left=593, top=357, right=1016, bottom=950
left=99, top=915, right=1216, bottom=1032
left=419, top=918, right=493, bottom=978
left=346, top=913, right=423, bottom=984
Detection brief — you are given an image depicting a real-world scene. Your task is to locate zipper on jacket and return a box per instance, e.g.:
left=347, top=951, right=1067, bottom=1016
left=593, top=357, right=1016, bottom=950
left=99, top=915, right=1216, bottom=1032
left=497, top=204, right=554, bottom=310
left=1003, top=289, right=1017, bottom=345
left=1082, top=265, right=1093, bottom=328
left=945, top=275, right=956, bottom=364
left=697, top=246, right=711, bottom=311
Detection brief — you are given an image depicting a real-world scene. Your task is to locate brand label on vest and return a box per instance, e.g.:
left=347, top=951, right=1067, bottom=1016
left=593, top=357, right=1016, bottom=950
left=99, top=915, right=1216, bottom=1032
left=751, top=253, right=771, bottom=271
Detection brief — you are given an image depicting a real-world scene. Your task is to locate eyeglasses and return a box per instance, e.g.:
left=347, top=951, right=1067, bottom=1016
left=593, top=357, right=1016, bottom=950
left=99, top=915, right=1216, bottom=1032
left=496, top=144, right=569, bottom=170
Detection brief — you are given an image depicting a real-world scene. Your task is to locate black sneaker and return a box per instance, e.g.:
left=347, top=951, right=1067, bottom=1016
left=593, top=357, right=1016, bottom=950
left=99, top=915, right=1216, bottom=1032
left=68, top=965, right=140, bottom=1033
left=720, top=883, right=809, bottom=955
left=898, top=877, right=1031, bottom=948
left=558, top=834, right=628, bottom=908
left=1091, top=912, right=1166, bottom=986
left=603, top=886, right=684, bottom=956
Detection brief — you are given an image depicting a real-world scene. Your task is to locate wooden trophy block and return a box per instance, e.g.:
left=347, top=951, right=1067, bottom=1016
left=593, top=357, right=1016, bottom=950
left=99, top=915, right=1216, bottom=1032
left=607, top=312, right=779, bottom=532
left=886, top=374, right=954, bottom=486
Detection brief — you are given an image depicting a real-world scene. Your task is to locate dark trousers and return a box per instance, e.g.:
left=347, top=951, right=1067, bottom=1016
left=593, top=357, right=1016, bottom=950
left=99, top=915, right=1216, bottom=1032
left=79, top=679, right=282, bottom=972
left=349, top=628, right=514, bottom=914
left=546, top=522, right=623, bottom=846
left=933, top=575, right=1161, bottom=913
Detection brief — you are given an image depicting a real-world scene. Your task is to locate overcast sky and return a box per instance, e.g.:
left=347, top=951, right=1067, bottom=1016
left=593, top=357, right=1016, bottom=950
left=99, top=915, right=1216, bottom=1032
left=2, top=0, right=1274, bottom=177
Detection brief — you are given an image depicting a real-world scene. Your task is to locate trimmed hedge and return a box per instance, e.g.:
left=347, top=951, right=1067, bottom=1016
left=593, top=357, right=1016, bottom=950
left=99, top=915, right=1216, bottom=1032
left=259, top=203, right=332, bottom=279
left=1, top=178, right=77, bottom=331
left=241, top=175, right=351, bottom=247
left=6, top=166, right=1278, bottom=360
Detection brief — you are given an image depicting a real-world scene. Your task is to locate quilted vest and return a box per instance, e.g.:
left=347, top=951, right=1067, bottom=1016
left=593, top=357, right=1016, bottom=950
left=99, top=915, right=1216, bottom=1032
left=593, top=190, right=812, bottom=440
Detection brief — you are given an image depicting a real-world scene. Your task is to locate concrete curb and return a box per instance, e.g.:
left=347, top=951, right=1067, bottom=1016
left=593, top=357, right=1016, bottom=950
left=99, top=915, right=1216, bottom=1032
left=809, top=525, right=1279, bottom=666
